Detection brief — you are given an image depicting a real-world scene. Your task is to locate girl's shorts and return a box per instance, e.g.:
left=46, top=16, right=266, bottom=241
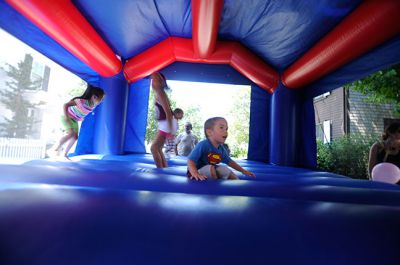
left=61, top=116, right=79, bottom=134
left=158, top=130, right=174, bottom=138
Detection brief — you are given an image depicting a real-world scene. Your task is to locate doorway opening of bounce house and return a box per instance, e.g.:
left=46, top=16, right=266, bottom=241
left=0, top=28, right=86, bottom=164
left=145, top=80, right=251, bottom=159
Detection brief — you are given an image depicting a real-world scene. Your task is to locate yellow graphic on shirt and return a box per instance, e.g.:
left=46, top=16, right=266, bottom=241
left=207, top=152, right=222, bottom=165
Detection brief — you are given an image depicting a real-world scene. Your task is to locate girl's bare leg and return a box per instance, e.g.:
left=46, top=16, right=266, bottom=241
left=63, top=132, right=78, bottom=159
left=52, top=129, right=75, bottom=156
left=159, top=144, right=168, bottom=168
left=151, top=133, right=168, bottom=168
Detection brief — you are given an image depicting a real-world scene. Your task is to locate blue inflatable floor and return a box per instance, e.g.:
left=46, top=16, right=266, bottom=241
left=0, top=154, right=399, bottom=265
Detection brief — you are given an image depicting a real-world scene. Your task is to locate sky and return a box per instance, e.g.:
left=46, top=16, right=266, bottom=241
left=0, top=29, right=82, bottom=96
left=168, top=80, right=249, bottom=123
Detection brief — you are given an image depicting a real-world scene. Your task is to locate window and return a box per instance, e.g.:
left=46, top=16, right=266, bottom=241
left=323, top=120, right=331, bottom=143
left=30, top=60, right=45, bottom=87
left=316, top=120, right=331, bottom=143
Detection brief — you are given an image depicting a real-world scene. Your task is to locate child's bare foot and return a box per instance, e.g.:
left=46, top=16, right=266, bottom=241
left=64, top=154, right=71, bottom=160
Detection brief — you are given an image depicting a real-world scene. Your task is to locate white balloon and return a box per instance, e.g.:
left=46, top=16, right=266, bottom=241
left=371, top=163, right=400, bottom=184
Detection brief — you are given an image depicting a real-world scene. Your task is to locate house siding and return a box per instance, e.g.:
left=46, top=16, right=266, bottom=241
left=313, top=87, right=400, bottom=141
left=314, top=88, right=345, bottom=140
left=348, top=89, right=398, bottom=135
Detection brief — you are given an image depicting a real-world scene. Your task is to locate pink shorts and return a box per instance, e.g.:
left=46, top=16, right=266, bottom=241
left=159, top=130, right=174, bottom=138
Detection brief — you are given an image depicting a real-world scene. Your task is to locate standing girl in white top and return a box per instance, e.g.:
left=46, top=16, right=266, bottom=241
left=150, top=72, right=176, bottom=168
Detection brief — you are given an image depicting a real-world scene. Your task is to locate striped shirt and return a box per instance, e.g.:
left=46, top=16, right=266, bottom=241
left=67, top=98, right=95, bottom=121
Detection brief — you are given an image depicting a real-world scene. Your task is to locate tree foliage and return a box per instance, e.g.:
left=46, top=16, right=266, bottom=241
left=0, top=54, right=44, bottom=138
left=346, top=65, right=400, bottom=113
left=228, top=88, right=250, bottom=158
left=178, top=105, right=203, bottom=139
left=317, top=134, right=378, bottom=179
left=145, top=87, right=157, bottom=144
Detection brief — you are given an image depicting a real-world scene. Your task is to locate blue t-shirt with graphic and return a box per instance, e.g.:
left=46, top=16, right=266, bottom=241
left=188, top=139, right=232, bottom=169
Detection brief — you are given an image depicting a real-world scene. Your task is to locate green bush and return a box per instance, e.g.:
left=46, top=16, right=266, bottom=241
left=317, top=134, right=379, bottom=179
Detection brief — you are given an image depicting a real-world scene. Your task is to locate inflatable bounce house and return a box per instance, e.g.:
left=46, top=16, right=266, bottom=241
left=1, top=0, right=400, bottom=264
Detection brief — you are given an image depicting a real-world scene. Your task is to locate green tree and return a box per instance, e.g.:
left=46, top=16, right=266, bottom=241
left=145, top=88, right=157, bottom=144
left=0, top=54, right=43, bottom=138
left=228, top=88, right=250, bottom=158
left=317, top=134, right=378, bottom=179
left=346, top=65, right=400, bottom=113
left=178, top=105, right=203, bottom=139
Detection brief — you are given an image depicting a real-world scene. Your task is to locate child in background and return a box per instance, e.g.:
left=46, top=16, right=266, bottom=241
left=164, top=136, right=177, bottom=159
left=187, top=117, right=255, bottom=180
left=152, top=107, right=184, bottom=167
left=51, top=85, right=105, bottom=159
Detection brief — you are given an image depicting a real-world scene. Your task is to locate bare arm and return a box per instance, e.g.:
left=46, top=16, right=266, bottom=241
left=151, top=72, right=173, bottom=128
left=187, top=159, right=207, bottom=181
left=174, top=137, right=180, bottom=155
left=368, top=143, right=379, bottom=179
left=228, top=160, right=256, bottom=177
left=63, top=100, right=76, bottom=125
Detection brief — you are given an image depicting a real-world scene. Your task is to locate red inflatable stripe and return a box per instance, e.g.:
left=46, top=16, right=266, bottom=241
left=124, top=37, right=279, bottom=93
left=283, top=0, right=400, bottom=89
left=192, top=0, right=224, bottom=59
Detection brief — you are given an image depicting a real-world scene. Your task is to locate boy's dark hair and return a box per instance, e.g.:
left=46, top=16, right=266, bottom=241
left=173, top=108, right=183, bottom=116
left=204, top=117, right=225, bottom=138
left=383, top=122, right=400, bottom=140
left=73, top=84, right=105, bottom=101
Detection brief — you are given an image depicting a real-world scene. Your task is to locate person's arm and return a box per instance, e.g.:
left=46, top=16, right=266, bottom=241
left=174, top=136, right=180, bottom=155
left=159, top=90, right=173, bottom=129
left=228, top=160, right=256, bottom=177
left=151, top=73, right=173, bottom=129
left=63, top=99, right=76, bottom=125
left=187, top=159, right=207, bottom=181
left=368, top=143, right=379, bottom=179
left=383, top=138, right=400, bottom=157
